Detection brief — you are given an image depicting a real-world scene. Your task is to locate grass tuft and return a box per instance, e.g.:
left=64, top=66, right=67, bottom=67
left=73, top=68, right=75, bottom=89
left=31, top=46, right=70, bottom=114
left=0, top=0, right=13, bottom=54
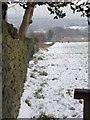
left=37, top=112, right=54, bottom=120
left=39, top=71, right=48, bottom=76
left=30, top=73, right=36, bottom=79
left=34, top=88, right=45, bottom=99
left=25, top=99, right=31, bottom=107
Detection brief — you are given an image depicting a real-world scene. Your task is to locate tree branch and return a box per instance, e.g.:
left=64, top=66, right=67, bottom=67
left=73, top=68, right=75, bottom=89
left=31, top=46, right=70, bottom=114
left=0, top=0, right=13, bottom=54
left=19, top=2, right=35, bottom=38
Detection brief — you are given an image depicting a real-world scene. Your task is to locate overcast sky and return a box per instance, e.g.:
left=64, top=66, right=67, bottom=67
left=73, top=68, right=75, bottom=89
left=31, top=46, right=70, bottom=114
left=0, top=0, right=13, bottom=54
left=33, top=5, right=85, bottom=19
left=7, top=3, right=87, bottom=19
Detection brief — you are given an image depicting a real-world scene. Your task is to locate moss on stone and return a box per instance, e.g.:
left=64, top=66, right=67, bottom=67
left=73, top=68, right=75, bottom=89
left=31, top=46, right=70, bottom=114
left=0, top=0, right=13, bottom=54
left=2, top=20, right=39, bottom=118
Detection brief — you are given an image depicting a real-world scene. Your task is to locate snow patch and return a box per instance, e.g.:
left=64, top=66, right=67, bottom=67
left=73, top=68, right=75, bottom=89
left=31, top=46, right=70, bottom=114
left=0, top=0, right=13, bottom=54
left=18, top=42, right=88, bottom=119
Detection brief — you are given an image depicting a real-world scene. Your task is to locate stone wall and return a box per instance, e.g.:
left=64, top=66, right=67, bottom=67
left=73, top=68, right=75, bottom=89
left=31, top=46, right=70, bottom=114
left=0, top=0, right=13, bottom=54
left=2, top=20, right=38, bottom=118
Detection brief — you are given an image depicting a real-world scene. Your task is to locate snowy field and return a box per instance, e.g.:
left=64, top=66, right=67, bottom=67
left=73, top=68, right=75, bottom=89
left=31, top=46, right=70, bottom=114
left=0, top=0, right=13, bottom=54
left=18, top=42, right=88, bottom=119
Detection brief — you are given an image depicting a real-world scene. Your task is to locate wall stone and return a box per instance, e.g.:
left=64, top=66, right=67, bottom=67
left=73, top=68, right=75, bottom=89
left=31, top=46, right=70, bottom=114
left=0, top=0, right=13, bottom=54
left=2, top=20, right=38, bottom=118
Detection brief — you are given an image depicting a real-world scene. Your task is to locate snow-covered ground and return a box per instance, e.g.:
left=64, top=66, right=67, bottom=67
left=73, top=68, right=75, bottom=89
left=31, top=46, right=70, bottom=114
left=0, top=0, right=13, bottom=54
left=67, top=26, right=87, bottom=30
left=18, top=42, right=88, bottom=119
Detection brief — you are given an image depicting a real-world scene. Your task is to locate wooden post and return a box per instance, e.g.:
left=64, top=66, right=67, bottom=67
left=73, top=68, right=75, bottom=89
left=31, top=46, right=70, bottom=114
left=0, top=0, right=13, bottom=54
left=74, top=89, right=90, bottom=120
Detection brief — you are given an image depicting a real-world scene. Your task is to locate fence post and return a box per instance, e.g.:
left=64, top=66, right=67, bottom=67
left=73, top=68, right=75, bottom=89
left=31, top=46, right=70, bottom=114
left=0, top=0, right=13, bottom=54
left=74, top=89, right=90, bottom=120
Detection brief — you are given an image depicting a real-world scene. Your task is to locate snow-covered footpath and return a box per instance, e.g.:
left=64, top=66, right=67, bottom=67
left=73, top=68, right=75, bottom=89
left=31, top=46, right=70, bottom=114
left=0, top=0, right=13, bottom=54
left=18, top=42, right=88, bottom=119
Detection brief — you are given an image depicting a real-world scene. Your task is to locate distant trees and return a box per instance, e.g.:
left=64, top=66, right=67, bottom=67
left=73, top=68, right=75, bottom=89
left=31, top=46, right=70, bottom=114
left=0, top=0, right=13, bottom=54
left=26, top=32, right=46, bottom=48
left=18, top=0, right=90, bottom=38
left=3, top=0, right=90, bottom=38
left=47, top=29, right=53, bottom=41
left=46, top=26, right=88, bottom=42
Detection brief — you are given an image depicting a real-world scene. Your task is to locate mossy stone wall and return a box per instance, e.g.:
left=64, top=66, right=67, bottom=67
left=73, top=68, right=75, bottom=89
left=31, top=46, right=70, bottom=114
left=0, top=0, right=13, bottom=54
left=2, top=20, right=38, bottom=118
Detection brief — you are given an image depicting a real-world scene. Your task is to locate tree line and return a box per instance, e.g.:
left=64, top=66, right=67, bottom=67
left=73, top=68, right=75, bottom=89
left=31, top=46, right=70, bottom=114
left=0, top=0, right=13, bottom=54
left=2, top=0, right=90, bottom=39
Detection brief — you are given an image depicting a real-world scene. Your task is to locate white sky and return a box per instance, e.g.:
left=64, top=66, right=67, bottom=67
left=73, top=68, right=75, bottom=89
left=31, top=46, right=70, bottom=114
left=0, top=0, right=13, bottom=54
left=33, top=5, right=84, bottom=19
left=7, top=3, right=87, bottom=19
